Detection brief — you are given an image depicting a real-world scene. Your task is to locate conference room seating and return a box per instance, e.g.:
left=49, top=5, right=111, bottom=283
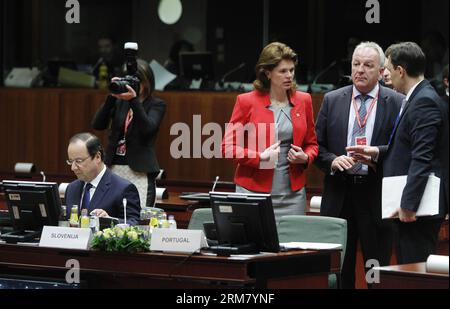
left=277, top=215, right=347, bottom=289
left=187, top=208, right=213, bottom=230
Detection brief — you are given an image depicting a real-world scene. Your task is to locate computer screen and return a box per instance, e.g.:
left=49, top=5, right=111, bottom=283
left=179, top=51, right=215, bottom=81
left=1, top=180, right=61, bottom=242
left=209, top=191, right=280, bottom=255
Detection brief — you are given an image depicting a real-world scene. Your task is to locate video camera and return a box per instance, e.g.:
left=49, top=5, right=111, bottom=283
left=109, top=42, right=140, bottom=95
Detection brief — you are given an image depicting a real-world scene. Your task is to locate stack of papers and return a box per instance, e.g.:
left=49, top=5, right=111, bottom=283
left=280, top=242, right=341, bottom=250
left=149, top=60, right=177, bottom=91
left=382, top=174, right=440, bottom=219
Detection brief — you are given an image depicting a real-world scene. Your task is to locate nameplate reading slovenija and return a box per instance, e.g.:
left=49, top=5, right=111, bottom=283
left=39, top=226, right=92, bottom=250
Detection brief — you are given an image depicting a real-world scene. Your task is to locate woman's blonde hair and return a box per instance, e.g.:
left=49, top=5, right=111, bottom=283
left=253, top=42, right=298, bottom=94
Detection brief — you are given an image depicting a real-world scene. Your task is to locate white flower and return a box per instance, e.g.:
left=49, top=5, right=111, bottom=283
left=128, top=231, right=138, bottom=240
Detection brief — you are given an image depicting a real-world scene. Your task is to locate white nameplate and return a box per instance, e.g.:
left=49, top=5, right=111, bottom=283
left=151, top=229, right=208, bottom=253
left=39, top=226, right=92, bottom=250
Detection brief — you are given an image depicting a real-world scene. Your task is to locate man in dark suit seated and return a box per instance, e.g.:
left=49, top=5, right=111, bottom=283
left=65, top=132, right=141, bottom=225
left=347, top=42, right=449, bottom=264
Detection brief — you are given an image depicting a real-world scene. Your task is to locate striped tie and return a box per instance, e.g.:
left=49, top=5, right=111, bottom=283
left=351, top=95, right=369, bottom=173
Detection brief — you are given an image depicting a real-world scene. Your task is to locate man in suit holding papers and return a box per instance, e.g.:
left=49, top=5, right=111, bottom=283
left=347, top=42, right=449, bottom=264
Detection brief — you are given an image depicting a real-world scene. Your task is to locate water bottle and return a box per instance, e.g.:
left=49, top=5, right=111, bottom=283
left=80, top=209, right=90, bottom=228
left=168, top=215, right=177, bottom=229
left=58, top=205, right=69, bottom=227
left=69, top=205, right=79, bottom=228
left=149, top=210, right=159, bottom=230
left=159, top=212, right=169, bottom=229
left=97, top=63, right=109, bottom=90
left=89, top=215, right=100, bottom=233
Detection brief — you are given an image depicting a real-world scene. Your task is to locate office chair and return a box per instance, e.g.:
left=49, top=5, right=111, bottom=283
left=277, top=215, right=347, bottom=289
left=188, top=208, right=213, bottom=230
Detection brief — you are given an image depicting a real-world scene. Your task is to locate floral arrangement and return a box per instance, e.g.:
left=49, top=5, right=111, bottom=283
left=91, top=226, right=150, bottom=253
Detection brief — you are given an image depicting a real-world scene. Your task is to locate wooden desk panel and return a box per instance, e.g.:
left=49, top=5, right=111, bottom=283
left=374, top=262, right=449, bottom=289
left=0, top=88, right=325, bottom=190
left=0, top=243, right=340, bottom=289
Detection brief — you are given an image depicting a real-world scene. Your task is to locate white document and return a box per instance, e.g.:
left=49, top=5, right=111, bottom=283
left=4, top=67, right=40, bottom=87
left=149, top=59, right=177, bottom=91
left=382, top=174, right=440, bottom=219
left=280, top=242, right=342, bottom=250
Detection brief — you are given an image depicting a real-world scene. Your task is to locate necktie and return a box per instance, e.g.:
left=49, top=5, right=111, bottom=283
left=388, top=99, right=407, bottom=145
left=350, top=95, right=369, bottom=173
left=81, top=183, right=93, bottom=212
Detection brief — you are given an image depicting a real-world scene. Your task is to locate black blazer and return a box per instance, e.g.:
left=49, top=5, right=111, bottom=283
left=65, top=168, right=141, bottom=226
left=92, top=95, right=167, bottom=173
left=379, top=80, right=449, bottom=218
left=315, top=84, right=404, bottom=217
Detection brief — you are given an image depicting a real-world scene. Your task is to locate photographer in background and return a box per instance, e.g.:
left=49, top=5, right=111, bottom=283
left=92, top=44, right=166, bottom=208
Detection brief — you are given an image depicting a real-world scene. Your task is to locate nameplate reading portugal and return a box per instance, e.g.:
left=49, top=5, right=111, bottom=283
left=151, top=229, right=208, bottom=253
left=39, top=226, right=92, bottom=250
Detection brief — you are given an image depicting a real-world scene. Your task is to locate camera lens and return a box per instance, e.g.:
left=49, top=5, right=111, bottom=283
left=108, top=80, right=129, bottom=94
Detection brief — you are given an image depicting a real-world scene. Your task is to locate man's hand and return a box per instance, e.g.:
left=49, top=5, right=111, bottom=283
left=287, top=144, right=309, bottom=164
left=110, top=77, right=137, bottom=101
left=349, top=152, right=377, bottom=170
left=346, top=145, right=379, bottom=160
left=331, top=155, right=356, bottom=172
left=390, top=208, right=417, bottom=222
left=90, top=209, right=109, bottom=218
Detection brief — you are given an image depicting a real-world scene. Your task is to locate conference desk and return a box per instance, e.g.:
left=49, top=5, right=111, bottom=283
left=0, top=243, right=340, bottom=289
left=373, top=262, right=449, bottom=289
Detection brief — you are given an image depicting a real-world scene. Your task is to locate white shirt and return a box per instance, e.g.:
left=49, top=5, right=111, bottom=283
left=347, top=84, right=379, bottom=149
left=80, top=165, right=107, bottom=208
left=401, top=80, right=423, bottom=115
left=346, top=84, right=379, bottom=175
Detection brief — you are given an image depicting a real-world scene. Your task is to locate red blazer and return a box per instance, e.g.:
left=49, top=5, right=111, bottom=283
left=221, top=90, right=318, bottom=193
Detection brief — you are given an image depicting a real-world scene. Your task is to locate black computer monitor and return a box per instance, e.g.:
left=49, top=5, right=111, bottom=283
left=1, top=180, right=61, bottom=243
left=209, top=191, right=280, bottom=255
left=179, top=51, right=215, bottom=81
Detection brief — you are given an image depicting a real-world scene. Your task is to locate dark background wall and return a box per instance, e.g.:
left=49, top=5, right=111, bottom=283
left=1, top=0, right=448, bottom=84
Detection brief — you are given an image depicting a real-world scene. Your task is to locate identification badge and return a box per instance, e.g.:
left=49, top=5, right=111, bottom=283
left=116, top=139, right=126, bottom=156
left=355, top=136, right=367, bottom=146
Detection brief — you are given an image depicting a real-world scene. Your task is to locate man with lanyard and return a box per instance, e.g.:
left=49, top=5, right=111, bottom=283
left=315, top=42, right=404, bottom=288
left=347, top=42, right=449, bottom=265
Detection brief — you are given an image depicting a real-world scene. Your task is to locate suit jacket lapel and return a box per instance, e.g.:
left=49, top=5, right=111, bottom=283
left=73, top=181, right=84, bottom=214
left=339, top=88, right=352, bottom=150
left=371, top=87, right=386, bottom=144
left=89, top=169, right=111, bottom=211
left=389, top=80, right=428, bottom=142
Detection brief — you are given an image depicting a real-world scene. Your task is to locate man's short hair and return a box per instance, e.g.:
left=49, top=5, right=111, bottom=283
left=353, top=41, right=385, bottom=68
left=69, top=132, right=104, bottom=161
left=385, top=42, right=426, bottom=77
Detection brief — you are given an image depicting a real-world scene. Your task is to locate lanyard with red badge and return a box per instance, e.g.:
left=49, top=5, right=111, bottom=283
left=116, top=109, right=133, bottom=156
left=351, top=89, right=379, bottom=146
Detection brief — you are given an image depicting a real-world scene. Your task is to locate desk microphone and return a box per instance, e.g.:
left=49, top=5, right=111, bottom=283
left=40, top=171, right=46, bottom=182
left=211, top=176, right=220, bottom=192
left=219, top=63, right=246, bottom=88
left=122, top=198, right=127, bottom=225
left=312, top=60, right=337, bottom=84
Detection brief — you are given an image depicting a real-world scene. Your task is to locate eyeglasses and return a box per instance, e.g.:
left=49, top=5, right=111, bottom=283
left=66, top=156, right=91, bottom=166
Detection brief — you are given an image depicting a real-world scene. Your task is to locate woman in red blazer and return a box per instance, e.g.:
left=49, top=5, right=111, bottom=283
left=222, top=42, right=318, bottom=221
